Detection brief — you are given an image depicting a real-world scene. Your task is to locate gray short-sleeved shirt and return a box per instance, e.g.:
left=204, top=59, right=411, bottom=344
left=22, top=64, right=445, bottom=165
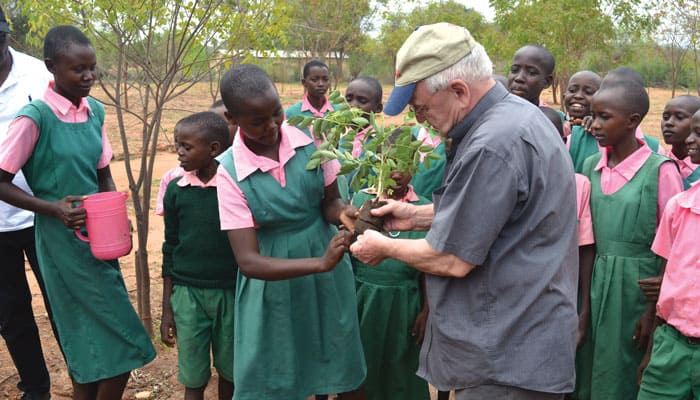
left=419, top=84, right=578, bottom=393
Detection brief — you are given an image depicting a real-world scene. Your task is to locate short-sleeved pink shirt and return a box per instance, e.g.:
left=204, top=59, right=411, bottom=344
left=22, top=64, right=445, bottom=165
left=593, top=139, right=683, bottom=224
left=653, top=181, right=700, bottom=337
left=301, top=94, right=333, bottom=117
left=0, top=83, right=113, bottom=174
left=575, top=173, right=594, bottom=246
left=155, top=166, right=185, bottom=216
left=667, top=151, right=698, bottom=180
left=216, top=124, right=340, bottom=230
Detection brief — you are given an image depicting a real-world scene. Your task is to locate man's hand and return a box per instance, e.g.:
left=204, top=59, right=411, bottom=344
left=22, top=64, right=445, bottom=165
left=370, top=199, right=417, bottom=231
left=350, top=229, right=390, bottom=265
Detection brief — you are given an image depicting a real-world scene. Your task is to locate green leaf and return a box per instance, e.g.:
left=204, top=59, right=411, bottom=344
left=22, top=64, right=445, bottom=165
left=287, top=115, right=304, bottom=126
left=306, top=158, right=322, bottom=170
left=427, top=153, right=443, bottom=160
left=351, top=117, right=369, bottom=127
left=419, top=145, right=435, bottom=152
left=298, top=117, right=313, bottom=129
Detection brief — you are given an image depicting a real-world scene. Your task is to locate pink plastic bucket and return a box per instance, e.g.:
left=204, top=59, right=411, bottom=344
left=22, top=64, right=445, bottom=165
left=74, top=192, right=132, bottom=260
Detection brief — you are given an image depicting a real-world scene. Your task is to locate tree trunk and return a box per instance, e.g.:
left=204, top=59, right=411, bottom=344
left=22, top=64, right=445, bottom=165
left=134, top=225, right=153, bottom=337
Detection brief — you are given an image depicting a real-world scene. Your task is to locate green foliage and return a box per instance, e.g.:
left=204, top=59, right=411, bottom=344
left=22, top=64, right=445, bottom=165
left=291, top=90, right=437, bottom=197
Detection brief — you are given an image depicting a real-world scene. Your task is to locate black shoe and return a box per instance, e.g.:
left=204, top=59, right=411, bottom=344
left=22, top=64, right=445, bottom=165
left=21, top=392, right=51, bottom=400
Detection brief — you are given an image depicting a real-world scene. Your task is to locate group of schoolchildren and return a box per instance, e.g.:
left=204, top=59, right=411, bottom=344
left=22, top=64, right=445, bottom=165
left=2, top=21, right=700, bottom=400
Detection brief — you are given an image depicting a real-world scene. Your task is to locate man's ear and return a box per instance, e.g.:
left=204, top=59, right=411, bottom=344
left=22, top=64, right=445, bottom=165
left=449, top=79, right=471, bottom=107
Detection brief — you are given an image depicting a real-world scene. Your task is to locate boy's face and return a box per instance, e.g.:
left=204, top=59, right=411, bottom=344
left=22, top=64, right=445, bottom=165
left=661, top=97, right=696, bottom=146
left=387, top=170, right=411, bottom=200
left=507, top=47, right=552, bottom=105
left=301, top=66, right=330, bottom=99
left=46, top=43, right=97, bottom=105
left=345, top=80, right=382, bottom=114
left=175, top=124, right=217, bottom=172
left=564, top=72, right=600, bottom=120
left=590, top=88, right=638, bottom=148
left=687, top=112, right=700, bottom=164
left=229, top=87, right=284, bottom=150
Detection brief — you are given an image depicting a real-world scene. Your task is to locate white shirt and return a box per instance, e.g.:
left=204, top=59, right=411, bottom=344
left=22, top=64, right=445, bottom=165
left=0, top=47, right=52, bottom=231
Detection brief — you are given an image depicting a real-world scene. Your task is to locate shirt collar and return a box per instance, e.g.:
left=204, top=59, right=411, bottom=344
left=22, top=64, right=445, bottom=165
left=232, top=123, right=312, bottom=181
left=176, top=170, right=219, bottom=188
left=301, top=93, right=333, bottom=116
left=44, top=81, right=92, bottom=116
left=594, top=138, right=651, bottom=181
left=678, top=180, right=700, bottom=214
left=446, top=82, right=508, bottom=160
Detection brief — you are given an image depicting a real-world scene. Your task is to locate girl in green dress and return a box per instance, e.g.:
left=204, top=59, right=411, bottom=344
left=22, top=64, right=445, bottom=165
left=0, top=26, right=155, bottom=399
left=351, top=168, right=431, bottom=400
left=578, top=80, right=683, bottom=400
left=216, top=64, right=366, bottom=400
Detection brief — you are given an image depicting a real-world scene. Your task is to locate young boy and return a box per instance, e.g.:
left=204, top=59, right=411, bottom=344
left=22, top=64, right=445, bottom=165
left=564, top=70, right=603, bottom=173
left=660, top=95, right=700, bottom=188
left=637, top=109, right=700, bottom=399
left=161, top=111, right=237, bottom=400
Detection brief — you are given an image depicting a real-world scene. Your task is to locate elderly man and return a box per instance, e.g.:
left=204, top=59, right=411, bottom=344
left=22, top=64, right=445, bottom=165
left=350, top=23, right=578, bottom=399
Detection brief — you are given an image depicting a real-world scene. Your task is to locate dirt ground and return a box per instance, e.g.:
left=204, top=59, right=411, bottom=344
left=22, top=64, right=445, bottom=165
left=0, top=82, right=683, bottom=399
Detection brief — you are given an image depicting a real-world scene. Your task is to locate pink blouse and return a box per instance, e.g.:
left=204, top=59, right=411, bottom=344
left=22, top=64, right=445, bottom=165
left=593, top=140, right=683, bottom=224
left=667, top=151, right=698, bottom=180
left=653, top=181, right=700, bottom=337
left=576, top=174, right=594, bottom=246
left=217, top=124, right=340, bottom=230
left=301, top=93, right=333, bottom=117
left=0, top=83, right=113, bottom=174
left=155, top=166, right=185, bottom=216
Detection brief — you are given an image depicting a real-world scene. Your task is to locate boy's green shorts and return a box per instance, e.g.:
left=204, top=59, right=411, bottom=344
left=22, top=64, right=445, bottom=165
left=638, top=323, right=700, bottom=400
left=171, top=285, right=234, bottom=388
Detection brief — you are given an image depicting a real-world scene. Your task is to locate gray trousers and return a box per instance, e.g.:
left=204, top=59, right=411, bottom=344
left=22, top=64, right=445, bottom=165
left=455, top=384, right=565, bottom=400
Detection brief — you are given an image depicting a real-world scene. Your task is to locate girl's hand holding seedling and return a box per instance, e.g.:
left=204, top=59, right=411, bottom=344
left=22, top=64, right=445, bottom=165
left=339, top=205, right=359, bottom=234
left=321, top=230, right=351, bottom=272
left=56, top=195, right=88, bottom=230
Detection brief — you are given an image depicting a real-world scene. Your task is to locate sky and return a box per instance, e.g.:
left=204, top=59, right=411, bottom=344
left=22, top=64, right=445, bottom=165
left=456, top=0, right=495, bottom=21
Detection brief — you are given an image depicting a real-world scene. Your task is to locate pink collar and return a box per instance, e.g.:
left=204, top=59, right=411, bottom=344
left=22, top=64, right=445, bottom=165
left=301, top=93, right=333, bottom=117
left=44, top=81, right=92, bottom=116
left=231, top=123, right=312, bottom=181
left=594, top=138, right=651, bottom=181
left=177, top=170, right=218, bottom=188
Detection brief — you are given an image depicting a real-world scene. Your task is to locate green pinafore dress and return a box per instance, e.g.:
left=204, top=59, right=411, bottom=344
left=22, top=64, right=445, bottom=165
left=568, top=125, right=599, bottom=174
left=577, top=152, right=667, bottom=400
left=410, top=126, right=446, bottom=200
left=683, top=167, right=700, bottom=189
left=17, top=98, right=155, bottom=383
left=351, top=190, right=431, bottom=400
left=219, top=143, right=366, bottom=400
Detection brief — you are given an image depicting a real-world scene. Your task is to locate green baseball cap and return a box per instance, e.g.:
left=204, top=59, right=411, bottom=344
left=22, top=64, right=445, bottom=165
left=384, top=22, right=478, bottom=116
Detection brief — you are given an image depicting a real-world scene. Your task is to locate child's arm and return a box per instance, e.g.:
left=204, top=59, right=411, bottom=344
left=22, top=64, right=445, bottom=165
left=160, top=185, right=178, bottom=346
left=0, top=169, right=87, bottom=230
left=160, top=276, right=176, bottom=347
left=322, top=179, right=357, bottom=231
left=577, top=244, right=595, bottom=348
left=97, top=165, right=117, bottom=192
left=227, top=228, right=349, bottom=280
left=412, top=273, right=429, bottom=344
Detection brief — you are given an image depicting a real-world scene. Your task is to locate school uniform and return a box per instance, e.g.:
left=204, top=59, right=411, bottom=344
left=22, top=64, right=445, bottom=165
left=285, top=93, right=334, bottom=119
left=162, top=172, right=237, bottom=387
left=155, top=165, right=184, bottom=215
left=410, top=126, right=446, bottom=199
left=568, top=126, right=665, bottom=173
left=638, top=181, right=700, bottom=399
left=579, top=140, right=683, bottom=399
left=351, top=187, right=430, bottom=400
left=216, top=123, right=365, bottom=400
left=0, top=83, right=156, bottom=383
left=667, top=151, right=700, bottom=189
